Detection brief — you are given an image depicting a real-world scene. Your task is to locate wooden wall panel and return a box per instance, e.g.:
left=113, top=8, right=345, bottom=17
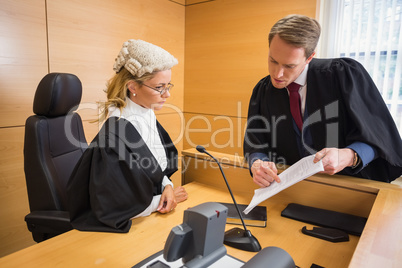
left=185, top=0, right=317, bottom=117
left=183, top=112, right=247, bottom=155
left=47, top=0, right=185, bottom=121
left=183, top=0, right=317, bottom=153
left=0, top=127, right=35, bottom=257
left=156, top=112, right=185, bottom=187
left=0, top=0, right=48, bottom=127
left=186, top=0, right=215, bottom=5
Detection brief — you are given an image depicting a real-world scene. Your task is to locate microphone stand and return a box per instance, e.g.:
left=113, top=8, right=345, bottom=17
left=196, top=145, right=261, bottom=252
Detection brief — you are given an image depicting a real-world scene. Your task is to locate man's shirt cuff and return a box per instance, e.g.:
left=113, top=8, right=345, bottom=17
left=347, top=142, right=378, bottom=171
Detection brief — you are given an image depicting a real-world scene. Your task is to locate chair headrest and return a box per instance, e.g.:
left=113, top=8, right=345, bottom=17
left=33, top=73, right=82, bottom=117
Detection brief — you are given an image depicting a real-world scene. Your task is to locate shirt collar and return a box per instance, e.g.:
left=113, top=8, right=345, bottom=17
left=294, top=64, right=309, bottom=87
left=108, top=97, right=153, bottom=119
left=125, top=97, right=150, bottom=115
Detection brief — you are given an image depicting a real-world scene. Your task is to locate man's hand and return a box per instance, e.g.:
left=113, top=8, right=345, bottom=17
left=313, top=148, right=355, bottom=175
left=251, top=159, right=281, bottom=187
left=157, top=185, right=177, bottom=213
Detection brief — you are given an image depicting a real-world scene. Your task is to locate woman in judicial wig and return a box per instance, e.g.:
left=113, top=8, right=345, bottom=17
left=67, top=39, right=188, bottom=233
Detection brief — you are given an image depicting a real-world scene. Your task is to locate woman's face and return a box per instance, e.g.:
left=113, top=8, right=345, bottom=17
left=128, top=69, right=172, bottom=110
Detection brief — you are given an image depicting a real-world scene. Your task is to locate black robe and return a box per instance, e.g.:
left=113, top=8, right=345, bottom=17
left=244, top=57, right=402, bottom=182
left=67, top=117, right=178, bottom=233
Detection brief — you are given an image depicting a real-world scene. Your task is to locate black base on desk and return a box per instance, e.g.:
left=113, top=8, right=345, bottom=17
left=224, top=227, right=262, bottom=252
left=281, top=203, right=367, bottom=236
left=302, top=226, right=349, bottom=242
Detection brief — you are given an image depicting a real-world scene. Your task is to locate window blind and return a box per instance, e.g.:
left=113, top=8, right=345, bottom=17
left=318, top=0, right=402, bottom=134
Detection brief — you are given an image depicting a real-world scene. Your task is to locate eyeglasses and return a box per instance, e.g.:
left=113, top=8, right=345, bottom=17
left=142, top=83, right=174, bottom=95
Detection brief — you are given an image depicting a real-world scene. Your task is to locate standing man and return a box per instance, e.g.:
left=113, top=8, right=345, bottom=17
left=243, top=14, right=402, bottom=187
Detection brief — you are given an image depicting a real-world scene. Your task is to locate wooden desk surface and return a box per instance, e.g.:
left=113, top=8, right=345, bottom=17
left=1, top=179, right=401, bottom=267
left=182, top=148, right=402, bottom=267
left=1, top=148, right=401, bottom=267
left=0, top=182, right=249, bottom=268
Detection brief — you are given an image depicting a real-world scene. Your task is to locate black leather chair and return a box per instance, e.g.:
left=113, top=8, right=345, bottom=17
left=23, top=73, right=88, bottom=242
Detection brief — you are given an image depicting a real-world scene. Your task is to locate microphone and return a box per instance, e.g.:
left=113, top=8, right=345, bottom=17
left=196, top=145, right=261, bottom=252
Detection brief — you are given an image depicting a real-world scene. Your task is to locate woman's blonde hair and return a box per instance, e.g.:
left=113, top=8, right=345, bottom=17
left=97, top=68, right=156, bottom=122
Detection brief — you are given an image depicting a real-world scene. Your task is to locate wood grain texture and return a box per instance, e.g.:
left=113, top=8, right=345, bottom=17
left=186, top=0, right=215, bottom=5
left=0, top=127, right=35, bottom=257
left=0, top=0, right=48, bottom=127
left=183, top=0, right=317, bottom=156
left=47, top=0, right=185, bottom=120
left=182, top=149, right=377, bottom=217
left=157, top=112, right=185, bottom=187
left=1, top=146, right=401, bottom=268
left=349, top=188, right=402, bottom=267
left=0, top=181, right=363, bottom=268
left=184, top=0, right=317, bottom=117
left=183, top=113, right=247, bottom=155
left=181, top=149, right=402, bottom=268
left=174, top=0, right=185, bottom=5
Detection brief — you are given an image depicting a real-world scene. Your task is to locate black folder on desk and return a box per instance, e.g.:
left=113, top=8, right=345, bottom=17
left=219, top=202, right=267, bottom=228
left=281, top=203, right=367, bottom=236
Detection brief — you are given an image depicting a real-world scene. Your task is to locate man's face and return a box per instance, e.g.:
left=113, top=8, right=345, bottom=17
left=268, top=35, right=314, bottom=89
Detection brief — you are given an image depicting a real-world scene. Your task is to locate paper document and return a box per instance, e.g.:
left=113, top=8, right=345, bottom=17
left=243, top=155, right=324, bottom=214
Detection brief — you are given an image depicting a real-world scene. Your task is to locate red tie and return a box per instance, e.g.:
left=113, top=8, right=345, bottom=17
left=288, top=82, right=303, bottom=131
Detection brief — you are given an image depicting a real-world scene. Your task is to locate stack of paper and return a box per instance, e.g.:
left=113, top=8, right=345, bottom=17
left=243, top=155, right=324, bottom=214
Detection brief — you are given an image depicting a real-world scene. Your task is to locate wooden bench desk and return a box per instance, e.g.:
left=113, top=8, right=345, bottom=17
left=0, top=149, right=401, bottom=267
left=182, top=148, right=402, bottom=268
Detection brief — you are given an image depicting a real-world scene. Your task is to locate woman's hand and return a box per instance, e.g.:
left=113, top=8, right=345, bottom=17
left=157, top=185, right=177, bottom=213
left=174, top=186, right=188, bottom=203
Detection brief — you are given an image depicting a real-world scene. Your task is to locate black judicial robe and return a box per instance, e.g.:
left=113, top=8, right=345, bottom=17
left=67, top=116, right=178, bottom=233
left=244, top=57, right=402, bottom=182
